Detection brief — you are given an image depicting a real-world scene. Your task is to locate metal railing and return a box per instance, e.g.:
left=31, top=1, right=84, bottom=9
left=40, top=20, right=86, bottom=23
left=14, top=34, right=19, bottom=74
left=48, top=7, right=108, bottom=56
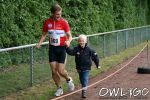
left=0, top=25, right=150, bottom=97
left=1, top=25, right=150, bottom=52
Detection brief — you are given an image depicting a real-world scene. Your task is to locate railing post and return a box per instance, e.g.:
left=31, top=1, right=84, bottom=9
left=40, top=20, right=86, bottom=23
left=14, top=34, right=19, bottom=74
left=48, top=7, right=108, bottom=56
left=29, top=47, right=33, bottom=86
left=133, top=29, right=135, bottom=46
left=125, top=30, right=128, bottom=49
left=149, top=27, right=150, bottom=40
left=147, top=40, right=149, bottom=67
left=140, top=28, right=142, bottom=43
left=148, top=27, right=149, bottom=40
left=116, top=32, right=118, bottom=53
left=144, top=27, right=145, bottom=41
left=146, top=27, right=149, bottom=40
left=103, top=34, right=105, bottom=58
left=87, top=37, right=90, bottom=47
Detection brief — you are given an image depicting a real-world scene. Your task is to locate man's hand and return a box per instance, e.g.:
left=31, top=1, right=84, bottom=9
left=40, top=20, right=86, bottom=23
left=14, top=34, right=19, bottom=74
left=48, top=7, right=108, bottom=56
left=65, top=40, right=70, bottom=47
left=36, top=44, right=41, bottom=49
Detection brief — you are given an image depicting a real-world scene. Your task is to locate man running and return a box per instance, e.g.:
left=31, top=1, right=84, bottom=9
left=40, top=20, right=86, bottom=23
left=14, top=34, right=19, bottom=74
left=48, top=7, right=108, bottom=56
left=36, top=4, right=74, bottom=96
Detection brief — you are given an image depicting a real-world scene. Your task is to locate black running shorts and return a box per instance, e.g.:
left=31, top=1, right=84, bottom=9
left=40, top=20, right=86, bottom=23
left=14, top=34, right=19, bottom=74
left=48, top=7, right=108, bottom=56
left=49, top=45, right=66, bottom=63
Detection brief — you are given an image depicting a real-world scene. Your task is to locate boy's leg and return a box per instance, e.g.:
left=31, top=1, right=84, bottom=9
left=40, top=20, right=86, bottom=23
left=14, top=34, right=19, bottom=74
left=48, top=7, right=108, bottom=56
left=81, top=70, right=90, bottom=98
left=82, top=70, right=89, bottom=89
left=77, top=70, right=84, bottom=86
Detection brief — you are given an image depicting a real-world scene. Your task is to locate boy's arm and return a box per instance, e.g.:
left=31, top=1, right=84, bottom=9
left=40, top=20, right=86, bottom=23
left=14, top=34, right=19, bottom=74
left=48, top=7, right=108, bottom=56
left=90, top=49, right=100, bottom=68
left=66, top=47, right=76, bottom=56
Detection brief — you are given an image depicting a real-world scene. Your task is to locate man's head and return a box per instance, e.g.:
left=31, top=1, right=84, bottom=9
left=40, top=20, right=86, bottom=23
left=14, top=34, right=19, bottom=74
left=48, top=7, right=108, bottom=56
left=51, top=4, right=62, bottom=20
left=78, top=34, right=87, bottom=48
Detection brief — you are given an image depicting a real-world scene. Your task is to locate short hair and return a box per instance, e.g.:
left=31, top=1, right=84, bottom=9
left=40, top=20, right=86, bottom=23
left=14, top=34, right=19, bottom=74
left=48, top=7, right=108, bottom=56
left=78, top=34, right=87, bottom=42
left=51, top=4, right=62, bottom=13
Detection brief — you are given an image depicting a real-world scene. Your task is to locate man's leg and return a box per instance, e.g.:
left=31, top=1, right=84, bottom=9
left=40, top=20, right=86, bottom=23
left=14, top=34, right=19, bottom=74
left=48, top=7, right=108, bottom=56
left=50, top=61, right=64, bottom=96
left=57, top=63, right=70, bottom=80
left=57, top=63, right=75, bottom=91
left=50, top=61, right=61, bottom=88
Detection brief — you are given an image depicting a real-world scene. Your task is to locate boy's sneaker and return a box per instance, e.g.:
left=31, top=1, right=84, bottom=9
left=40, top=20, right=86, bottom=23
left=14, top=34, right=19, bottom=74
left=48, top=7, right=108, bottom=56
left=55, top=87, right=63, bottom=97
left=67, top=77, right=75, bottom=91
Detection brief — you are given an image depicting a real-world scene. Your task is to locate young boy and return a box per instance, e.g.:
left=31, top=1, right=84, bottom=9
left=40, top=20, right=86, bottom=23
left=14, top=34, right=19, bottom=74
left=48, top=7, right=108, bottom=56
left=66, top=34, right=101, bottom=98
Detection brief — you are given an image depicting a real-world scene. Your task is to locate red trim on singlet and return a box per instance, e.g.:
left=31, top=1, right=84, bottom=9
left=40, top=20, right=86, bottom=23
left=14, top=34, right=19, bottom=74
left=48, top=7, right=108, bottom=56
left=42, top=17, right=70, bottom=46
left=43, top=17, right=70, bottom=33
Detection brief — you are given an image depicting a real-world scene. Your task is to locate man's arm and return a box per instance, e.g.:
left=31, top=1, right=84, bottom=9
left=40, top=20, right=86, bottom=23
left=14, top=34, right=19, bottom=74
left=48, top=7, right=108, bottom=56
left=36, top=32, right=47, bottom=48
left=65, top=31, right=72, bottom=47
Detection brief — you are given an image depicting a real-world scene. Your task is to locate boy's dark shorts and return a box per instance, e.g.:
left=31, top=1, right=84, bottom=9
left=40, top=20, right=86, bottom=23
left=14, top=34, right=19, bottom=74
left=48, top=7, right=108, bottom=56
left=49, top=45, right=66, bottom=64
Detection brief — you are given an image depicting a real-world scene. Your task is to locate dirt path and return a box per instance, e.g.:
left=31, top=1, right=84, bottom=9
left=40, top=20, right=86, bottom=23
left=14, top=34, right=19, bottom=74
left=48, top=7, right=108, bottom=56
left=59, top=49, right=150, bottom=100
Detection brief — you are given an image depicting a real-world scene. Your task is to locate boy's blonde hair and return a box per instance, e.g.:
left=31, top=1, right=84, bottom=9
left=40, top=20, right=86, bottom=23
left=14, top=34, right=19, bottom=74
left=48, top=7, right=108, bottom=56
left=78, top=34, right=87, bottom=43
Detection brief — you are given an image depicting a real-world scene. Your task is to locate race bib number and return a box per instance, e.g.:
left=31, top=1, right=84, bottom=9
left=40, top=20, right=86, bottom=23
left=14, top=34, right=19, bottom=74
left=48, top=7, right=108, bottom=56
left=50, top=37, right=60, bottom=46
left=48, top=30, right=66, bottom=46
left=51, top=38, right=58, bottom=44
